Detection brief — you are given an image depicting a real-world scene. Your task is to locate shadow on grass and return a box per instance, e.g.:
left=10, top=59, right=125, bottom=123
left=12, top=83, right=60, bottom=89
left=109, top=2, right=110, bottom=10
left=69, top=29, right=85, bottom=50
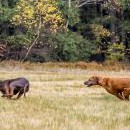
left=87, top=95, right=123, bottom=102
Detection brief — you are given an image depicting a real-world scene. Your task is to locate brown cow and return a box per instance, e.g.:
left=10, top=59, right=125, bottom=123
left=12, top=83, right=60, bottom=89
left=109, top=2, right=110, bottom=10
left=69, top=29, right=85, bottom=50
left=84, top=76, right=130, bottom=100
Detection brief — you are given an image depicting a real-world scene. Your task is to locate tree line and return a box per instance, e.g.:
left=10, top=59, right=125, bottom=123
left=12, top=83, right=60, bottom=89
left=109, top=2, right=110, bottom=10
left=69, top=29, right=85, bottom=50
left=0, top=0, right=130, bottom=62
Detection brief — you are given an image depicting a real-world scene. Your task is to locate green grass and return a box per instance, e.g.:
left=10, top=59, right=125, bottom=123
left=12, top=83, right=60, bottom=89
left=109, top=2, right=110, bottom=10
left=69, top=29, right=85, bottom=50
left=0, top=62, right=130, bottom=130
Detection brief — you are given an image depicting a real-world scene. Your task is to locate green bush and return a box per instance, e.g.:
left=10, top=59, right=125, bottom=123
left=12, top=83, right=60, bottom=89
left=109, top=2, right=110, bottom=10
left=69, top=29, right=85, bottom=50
left=52, top=31, right=97, bottom=61
left=107, top=43, right=125, bottom=61
left=6, top=35, right=31, bottom=46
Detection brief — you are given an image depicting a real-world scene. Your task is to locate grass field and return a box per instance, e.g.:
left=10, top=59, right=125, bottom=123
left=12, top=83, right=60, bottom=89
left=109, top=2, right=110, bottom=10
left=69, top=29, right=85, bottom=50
left=0, top=62, right=130, bottom=130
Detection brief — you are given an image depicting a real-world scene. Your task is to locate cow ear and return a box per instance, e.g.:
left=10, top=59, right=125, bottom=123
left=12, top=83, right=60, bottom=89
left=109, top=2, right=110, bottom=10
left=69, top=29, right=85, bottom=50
left=96, top=76, right=103, bottom=85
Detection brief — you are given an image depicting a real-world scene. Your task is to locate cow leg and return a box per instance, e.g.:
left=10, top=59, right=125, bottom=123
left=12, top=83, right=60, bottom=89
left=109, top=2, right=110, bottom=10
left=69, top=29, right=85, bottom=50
left=2, top=85, right=11, bottom=99
left=122, top=88, right=130, bottom=100
left=9, top=86, right=15, bottom=98
left=114, top=93, right=125, bottom=100
left=16, top=91, right=24, bottom=99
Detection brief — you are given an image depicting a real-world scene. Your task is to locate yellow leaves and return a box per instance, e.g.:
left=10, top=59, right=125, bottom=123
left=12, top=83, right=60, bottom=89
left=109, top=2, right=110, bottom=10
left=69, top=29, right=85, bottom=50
left=47, top=6, right=57, bottom=13
left=91, top=24, right=110, bottom=38
left=24, top=6, right=34, bottom=18
left=11, top=0, right=34, bottom=28
left=11, top=0, right=65, bottom=32
left=36, top=2, right=44, bottom=10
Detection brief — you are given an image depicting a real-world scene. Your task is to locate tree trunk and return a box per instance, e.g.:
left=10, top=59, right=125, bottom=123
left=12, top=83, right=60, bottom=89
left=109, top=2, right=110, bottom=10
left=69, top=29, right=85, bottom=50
left=66, top=0, right=71, bottom=29
left=110, top=5, right=116, bottom=44
left=121, top=8, right=125, bottom=44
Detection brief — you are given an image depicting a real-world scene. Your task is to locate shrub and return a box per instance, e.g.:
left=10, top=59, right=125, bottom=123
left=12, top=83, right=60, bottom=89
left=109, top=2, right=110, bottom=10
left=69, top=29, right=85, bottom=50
left=106, top=43, right=125, bottom=61
left=51, top=31, right=97, bottom=61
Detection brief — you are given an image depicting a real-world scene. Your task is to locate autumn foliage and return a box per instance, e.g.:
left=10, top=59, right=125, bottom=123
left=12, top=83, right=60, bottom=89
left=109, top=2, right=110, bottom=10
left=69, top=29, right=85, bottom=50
left=11, top=0, right=65, bottom=32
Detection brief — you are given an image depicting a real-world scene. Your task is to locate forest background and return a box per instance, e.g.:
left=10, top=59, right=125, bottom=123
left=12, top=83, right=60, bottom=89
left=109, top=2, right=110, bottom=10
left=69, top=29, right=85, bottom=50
left=0, top=0, right=130, bottom=63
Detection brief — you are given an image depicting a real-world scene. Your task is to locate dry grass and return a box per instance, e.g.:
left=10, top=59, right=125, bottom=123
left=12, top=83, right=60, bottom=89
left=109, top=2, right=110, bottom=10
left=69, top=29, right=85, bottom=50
left=0, top=61, right=130, bottom=130
left=1, top=60, right=130, bottom=71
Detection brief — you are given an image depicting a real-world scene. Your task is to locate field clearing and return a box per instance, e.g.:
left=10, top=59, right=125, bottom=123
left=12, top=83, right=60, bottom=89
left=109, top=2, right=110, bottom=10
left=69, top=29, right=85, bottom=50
left=0, top=62, right=130, bottom=130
